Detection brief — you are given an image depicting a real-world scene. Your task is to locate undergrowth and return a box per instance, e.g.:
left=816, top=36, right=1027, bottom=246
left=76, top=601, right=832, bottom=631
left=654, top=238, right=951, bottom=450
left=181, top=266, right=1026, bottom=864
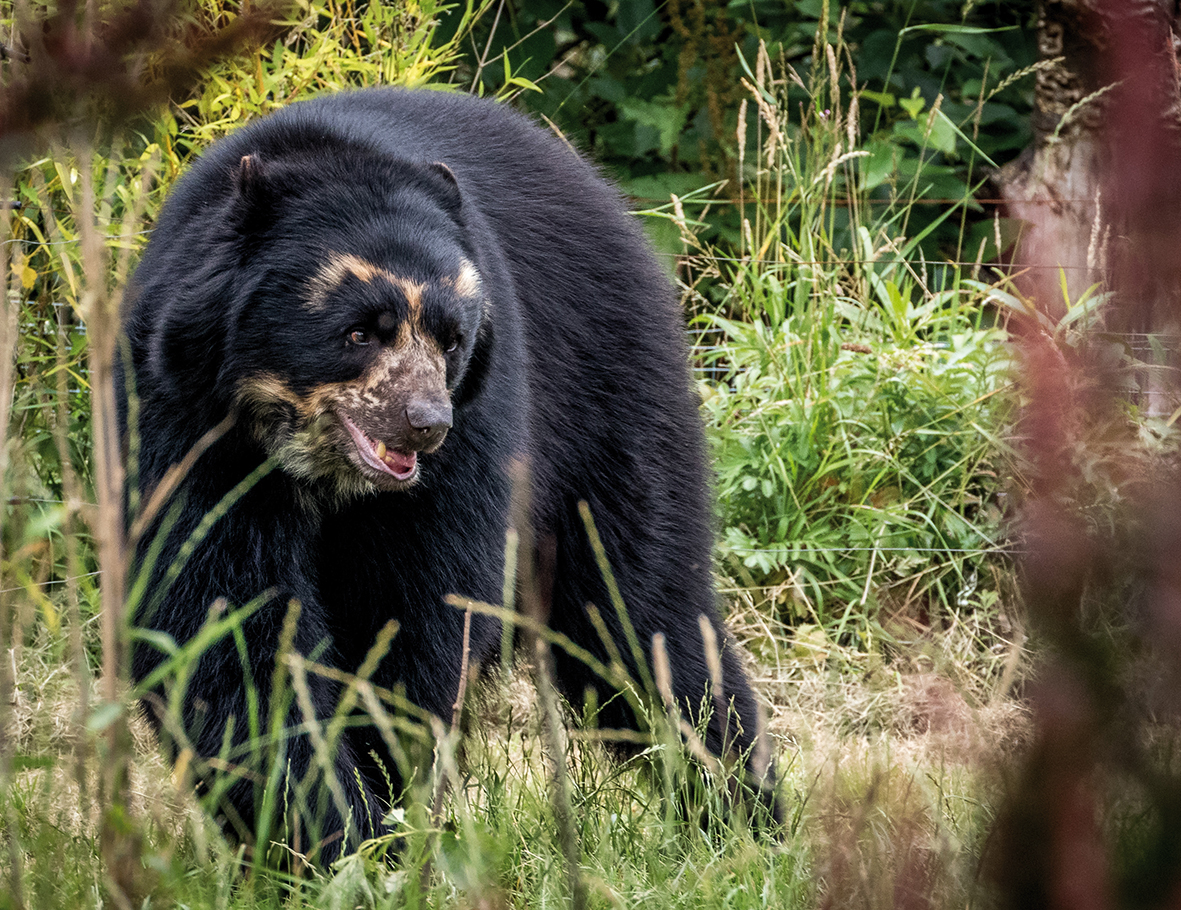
left=670, top=35, right=1019, bottom=671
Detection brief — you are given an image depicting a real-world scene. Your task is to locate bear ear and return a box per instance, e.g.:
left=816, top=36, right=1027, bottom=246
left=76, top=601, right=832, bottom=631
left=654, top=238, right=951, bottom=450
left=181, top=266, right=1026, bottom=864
left=425, top=161, right=463, bottom=218
left=228, top=153, right=274, bottom=235
left=235, top=153, right=265, bottom=195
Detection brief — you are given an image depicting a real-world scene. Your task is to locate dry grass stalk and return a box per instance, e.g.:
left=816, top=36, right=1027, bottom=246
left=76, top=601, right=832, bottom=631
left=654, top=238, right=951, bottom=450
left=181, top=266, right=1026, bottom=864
left=69, top=140, right=140, bottom=910
left=422, top=608, right=472, bottom=891
left=511, top=460, right=586, bottom=910
left=287, top=654, right=358, bottom=857
left=0, top=164, right=28, bottom=910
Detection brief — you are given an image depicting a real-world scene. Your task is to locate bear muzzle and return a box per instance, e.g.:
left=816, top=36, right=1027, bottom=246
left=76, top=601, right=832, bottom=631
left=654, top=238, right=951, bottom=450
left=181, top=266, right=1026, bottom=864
left=338, top=395, right=452, bottom=485
left=405, top=398, right=452, bottom=450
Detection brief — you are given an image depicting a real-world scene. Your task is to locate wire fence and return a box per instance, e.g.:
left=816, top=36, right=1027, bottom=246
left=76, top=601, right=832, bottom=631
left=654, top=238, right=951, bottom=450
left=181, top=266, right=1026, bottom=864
left=4, top=494, right=1020, bottom=560
left=0, top=570, right=102, bottom=596
left=663, top=252, right=1107, bottom=272
left=5, top=227, right=1117, bottom=272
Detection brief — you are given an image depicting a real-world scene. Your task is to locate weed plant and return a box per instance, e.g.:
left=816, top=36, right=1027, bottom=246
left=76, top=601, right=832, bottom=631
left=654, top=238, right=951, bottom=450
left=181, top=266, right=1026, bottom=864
left=680, top=36, right=1016, bottom=668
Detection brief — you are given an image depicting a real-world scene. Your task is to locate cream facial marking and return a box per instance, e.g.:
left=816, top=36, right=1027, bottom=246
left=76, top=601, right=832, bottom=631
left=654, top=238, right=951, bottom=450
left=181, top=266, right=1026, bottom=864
left=305, top=252, right=427, bottom=318
left=360, top=337, right=447, bottom=401
left=235, top=319, right=450, bottom=498
left=453, top=258, right=482, bottom=298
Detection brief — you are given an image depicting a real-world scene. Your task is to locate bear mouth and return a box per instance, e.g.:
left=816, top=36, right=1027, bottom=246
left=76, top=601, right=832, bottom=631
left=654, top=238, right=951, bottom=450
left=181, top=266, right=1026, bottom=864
left=339, top=414, right=418, bottom=482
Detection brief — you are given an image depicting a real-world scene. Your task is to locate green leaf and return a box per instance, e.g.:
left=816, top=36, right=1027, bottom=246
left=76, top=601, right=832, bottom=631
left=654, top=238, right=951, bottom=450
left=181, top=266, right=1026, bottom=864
left=87, top=701, right=124, bottom=733
left=899, top=23, right=1020, bottom=36
left=859, top=140, right=896, bottom=192
left=618, top=97, right=690, bottom=156
left=900, top=87, right=926, bottom=120
left=860, top=90, right=896, bottom=109
left=927, top=113, right=958, bottom=156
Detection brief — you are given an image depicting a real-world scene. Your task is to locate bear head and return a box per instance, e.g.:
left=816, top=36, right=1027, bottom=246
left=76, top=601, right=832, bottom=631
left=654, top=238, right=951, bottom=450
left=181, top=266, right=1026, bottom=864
left=211, top=151, right=491, bottom=501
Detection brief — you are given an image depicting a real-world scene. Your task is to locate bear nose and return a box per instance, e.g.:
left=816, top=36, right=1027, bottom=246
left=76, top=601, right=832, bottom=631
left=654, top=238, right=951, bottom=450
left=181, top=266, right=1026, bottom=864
left=405, top=399, right=452, bottom=450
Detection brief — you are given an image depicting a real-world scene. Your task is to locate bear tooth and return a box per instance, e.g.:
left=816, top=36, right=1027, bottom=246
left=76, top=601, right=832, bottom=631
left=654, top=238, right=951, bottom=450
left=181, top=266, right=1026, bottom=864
left=375, top=440, right=387, bottom=460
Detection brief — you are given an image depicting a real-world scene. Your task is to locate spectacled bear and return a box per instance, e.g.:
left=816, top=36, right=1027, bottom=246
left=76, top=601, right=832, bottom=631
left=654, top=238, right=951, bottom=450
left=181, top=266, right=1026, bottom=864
left=121, top=88, right=777, bottom=862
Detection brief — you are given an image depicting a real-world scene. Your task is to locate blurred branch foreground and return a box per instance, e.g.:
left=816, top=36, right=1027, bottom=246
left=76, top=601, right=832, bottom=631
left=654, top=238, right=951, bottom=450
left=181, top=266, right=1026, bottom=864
left=0, top=3, right=288, bottom=906
left=995, top=1, right=1181, bottom=907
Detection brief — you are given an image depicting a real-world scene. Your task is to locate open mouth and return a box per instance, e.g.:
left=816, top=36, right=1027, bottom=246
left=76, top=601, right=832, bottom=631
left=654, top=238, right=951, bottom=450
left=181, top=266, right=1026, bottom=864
left=339, top=414, right=418, bottom=481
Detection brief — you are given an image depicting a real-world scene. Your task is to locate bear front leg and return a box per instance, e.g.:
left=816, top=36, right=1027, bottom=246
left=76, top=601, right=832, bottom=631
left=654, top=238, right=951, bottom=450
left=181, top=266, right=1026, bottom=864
left=541, top=499, right=782, bottom=830
left=136, top=586, right=390, bottom=864
left=130, top=495, right=391, bottom=864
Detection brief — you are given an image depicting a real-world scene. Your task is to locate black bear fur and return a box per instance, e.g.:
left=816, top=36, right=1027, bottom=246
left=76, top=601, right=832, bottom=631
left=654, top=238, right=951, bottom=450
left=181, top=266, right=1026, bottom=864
left=121, top=88, right=777, bottom=861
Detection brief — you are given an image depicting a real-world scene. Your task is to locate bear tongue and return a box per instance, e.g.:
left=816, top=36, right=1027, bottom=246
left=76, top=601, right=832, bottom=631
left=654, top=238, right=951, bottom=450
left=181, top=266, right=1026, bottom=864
left=378, top=443, right=417, bottom=476
left=341, top=416, right=417, bottom=480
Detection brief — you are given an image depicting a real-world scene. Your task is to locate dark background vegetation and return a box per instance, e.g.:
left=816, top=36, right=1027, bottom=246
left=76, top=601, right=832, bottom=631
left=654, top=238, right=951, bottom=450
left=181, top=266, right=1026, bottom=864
left=448, top=0, right=1037, bottom=257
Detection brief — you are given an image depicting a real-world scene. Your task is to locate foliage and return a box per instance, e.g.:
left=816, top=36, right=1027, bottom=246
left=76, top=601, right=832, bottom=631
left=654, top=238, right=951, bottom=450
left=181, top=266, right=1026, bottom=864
left=6, top=607, right=1008, bottom=909
left=171, top=0, right=498, bottom=153
left=456, top=0, right=1037, bottom=256
left=700, top=292, right=1009, bottom=631
left=678, top=35, right=1015, bottom=647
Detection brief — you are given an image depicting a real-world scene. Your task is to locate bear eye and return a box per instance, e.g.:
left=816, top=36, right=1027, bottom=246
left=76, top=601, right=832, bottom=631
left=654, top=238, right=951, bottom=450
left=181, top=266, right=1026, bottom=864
left=348, top=329, right=371, bottom=346
left=445, top=337, right=460, bottom=354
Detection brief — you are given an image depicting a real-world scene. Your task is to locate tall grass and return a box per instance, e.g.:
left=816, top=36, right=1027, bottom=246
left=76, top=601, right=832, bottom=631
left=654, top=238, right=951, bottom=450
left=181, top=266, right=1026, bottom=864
left=679, top=36, right=1015, bottom=678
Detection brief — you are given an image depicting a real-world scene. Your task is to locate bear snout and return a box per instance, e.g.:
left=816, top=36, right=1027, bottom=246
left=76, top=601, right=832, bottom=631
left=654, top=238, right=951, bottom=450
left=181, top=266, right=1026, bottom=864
left=405, top=398, right=452, bottom=452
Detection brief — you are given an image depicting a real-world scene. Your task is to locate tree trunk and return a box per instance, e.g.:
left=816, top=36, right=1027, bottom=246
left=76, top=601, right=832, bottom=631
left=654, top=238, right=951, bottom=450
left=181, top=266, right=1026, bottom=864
left=998, top=0, right=1181, bottom=315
